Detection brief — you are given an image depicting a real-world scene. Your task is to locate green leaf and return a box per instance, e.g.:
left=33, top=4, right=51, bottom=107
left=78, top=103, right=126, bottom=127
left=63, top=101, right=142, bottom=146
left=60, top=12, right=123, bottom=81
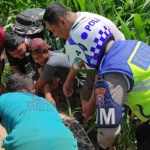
left=134, top=14, right=146, bottom=42
left=76, top=0, right=86, bottom=11
left=97, top=0, right=105, bottom=16
left=3, top=23, right=14, bottom=31
left=72, top=0, right=79, bottom=11
left=120, top=19, right=131, bottom=39
left=128, top=0, right=134, bottom=9
left=140, top=0, right=150, bottom=13
left=114, top=8, right=131, bottom=39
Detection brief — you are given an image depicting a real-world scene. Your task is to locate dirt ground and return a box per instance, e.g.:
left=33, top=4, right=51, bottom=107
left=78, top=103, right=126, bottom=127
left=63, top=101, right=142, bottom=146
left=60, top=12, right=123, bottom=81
left=0, top=125, right=7, bottom=150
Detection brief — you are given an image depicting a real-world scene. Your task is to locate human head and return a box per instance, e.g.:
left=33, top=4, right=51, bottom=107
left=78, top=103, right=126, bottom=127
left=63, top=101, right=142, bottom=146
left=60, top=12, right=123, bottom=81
left=43, top=2, right=76, bottom=39
left=6, top=73, right=33, bottom=92
left=65, top=16, right=115, bottom=68
left=0, top=28, right=5, bottom=55
left=4, top=32, right=27, bottom=59
left=28, top=38, right=50, bottom=66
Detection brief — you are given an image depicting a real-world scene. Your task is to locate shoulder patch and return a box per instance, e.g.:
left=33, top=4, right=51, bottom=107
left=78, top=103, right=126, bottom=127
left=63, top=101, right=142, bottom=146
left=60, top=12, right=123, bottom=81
left=95, top=88, right=106, bottom=106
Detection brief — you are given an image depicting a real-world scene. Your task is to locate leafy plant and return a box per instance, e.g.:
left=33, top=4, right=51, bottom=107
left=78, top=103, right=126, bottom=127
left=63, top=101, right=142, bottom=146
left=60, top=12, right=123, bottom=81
left=83, top=111, right=97, bottom=134
left=118, top=116, right=140, bottom=150
left=1, top=64, right=12, bottom=86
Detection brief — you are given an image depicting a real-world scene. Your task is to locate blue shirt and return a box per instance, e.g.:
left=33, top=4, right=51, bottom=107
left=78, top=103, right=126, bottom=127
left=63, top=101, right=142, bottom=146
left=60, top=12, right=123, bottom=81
left=0, top=92, right=77, bottom=150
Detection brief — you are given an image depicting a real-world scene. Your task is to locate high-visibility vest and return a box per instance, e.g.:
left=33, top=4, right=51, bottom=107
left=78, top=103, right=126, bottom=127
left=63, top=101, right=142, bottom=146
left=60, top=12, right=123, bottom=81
left=99, top=40, right=150, bottom=122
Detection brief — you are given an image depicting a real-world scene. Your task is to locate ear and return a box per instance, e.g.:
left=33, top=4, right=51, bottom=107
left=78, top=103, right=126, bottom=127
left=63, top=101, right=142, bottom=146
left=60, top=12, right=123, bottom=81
left=60, top=18, right=67, bottom=26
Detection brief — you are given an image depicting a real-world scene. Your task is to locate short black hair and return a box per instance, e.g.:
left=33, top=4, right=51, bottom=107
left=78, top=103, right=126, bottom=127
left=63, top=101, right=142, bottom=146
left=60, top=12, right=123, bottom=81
left=43, top=2, right=69, bottom=25
left=6, top=73, right=33, bottom=92
left=4, top=32, right=22, bottom=52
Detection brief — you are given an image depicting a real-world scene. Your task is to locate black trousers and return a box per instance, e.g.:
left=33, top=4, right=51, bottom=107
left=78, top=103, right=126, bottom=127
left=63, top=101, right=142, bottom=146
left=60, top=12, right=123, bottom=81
left=136, top=120, right=150, bottom=150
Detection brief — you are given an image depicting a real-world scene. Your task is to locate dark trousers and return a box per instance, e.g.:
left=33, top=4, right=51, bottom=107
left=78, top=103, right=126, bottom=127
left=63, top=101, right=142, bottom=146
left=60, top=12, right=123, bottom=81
left=136, top=120, right=150, bottom=150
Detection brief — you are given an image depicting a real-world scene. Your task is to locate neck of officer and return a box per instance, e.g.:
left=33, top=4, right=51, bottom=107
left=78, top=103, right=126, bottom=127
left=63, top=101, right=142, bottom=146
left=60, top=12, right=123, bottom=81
left=66, top=12, right=78, bottom=33
left=15, top=88, right=31, bottom=93
left=104, top=40, right=115, bottom=54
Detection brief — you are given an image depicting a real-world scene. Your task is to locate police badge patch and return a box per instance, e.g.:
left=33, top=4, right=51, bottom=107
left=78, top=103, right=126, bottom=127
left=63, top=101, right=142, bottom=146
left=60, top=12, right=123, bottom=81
left=95, top=88, right=106, bottom=106
left=94, top=80, right=122, bottom=128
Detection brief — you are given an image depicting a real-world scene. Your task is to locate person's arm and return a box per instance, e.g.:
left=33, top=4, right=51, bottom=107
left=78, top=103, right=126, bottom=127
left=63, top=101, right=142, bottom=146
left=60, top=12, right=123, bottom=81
left=34, top=65, right=58, bottom=94
left=37, top=66, right=58, bottom=92
left=66, top=66, right=78, bottom=81
left=33, top=78, right=46, bottom=94
left=49, top=77, right=58, bottom=92
left=82, top=75, right=98, bottom=119
left=63, top=60, right=85, bottom=97
left=63, top=67, right=78, bottom=97
left=37, top=66, right=43, bottom=74
left=0, top=82, right=6, bottom=93
left=36, top=62, right=58, bottom=105
left=43, top=82, right=56, bottom=106
left=65, top=59, right=85, bottom=82
left=96, top=73, right=128, bottom=149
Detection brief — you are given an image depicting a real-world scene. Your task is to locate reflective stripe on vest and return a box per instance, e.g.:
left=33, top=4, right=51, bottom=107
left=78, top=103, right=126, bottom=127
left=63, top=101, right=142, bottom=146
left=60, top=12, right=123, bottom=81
left=127, top=41, right=150, bottom=122
left=132, top=79, right=150, bottom=92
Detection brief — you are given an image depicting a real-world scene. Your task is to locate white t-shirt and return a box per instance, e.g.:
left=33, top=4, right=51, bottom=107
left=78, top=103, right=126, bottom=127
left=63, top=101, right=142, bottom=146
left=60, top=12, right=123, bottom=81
left=77, top=12, right=125, bottom=40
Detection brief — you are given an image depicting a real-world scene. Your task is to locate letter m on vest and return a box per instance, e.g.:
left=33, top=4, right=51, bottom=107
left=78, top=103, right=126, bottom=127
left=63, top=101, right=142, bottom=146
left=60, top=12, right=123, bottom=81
left=96, top=108, right=115, bottom=127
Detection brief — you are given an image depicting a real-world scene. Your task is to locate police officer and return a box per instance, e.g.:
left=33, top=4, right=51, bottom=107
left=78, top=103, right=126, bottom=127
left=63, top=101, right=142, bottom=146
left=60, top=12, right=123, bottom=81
left=64, top=16, right=150, bottom=150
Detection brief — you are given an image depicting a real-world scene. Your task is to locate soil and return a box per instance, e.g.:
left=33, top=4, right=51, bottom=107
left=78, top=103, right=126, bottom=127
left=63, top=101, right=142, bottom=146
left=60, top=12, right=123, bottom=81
left=54, top=90, right=99, bottom=149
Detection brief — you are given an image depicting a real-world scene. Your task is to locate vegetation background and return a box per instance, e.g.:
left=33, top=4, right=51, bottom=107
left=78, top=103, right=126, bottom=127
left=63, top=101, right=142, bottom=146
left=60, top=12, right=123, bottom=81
left=0, top=0, right=150, bottom=149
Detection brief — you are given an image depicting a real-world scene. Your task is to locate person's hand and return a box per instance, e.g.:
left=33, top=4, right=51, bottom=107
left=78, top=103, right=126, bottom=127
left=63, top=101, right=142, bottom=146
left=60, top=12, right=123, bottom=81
left=63, top=80, right=74, bottom=97
left=43, top=83, right=56, bottom=106
left=82, top=100, right=95, bottom=120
